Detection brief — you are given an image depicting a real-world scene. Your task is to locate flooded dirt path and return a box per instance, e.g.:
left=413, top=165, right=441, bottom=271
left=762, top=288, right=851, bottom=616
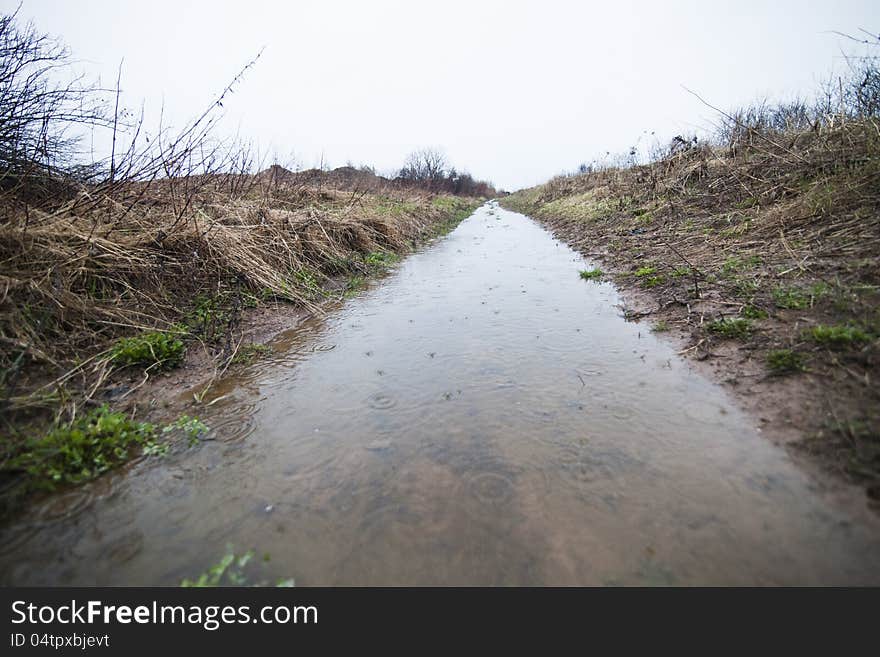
left=3, top=202, right=880, bottom=585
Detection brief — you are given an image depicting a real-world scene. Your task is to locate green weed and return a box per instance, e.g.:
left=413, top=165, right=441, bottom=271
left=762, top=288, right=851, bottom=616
left=706, top=317, right=752, bottom=339
left=365, top=251, right=399, bottom=268
left=344, top=276, right=367, bottom=297
left=181, top=547, right=295, bottom=588
left=721, top=255, right=761, bottom=276
left=741, top=305, right=768, bottom=319
left=294, top=269, right=323, bottom=297
left=633, top=266, right=663, bottom=287
left=774, top=282, right=829, bottom=310
left=162, top=415, right=209, bottom=446
left=732, top=277, right=761, bottom=298
left=7, top=405, right=158, bottom=490
left=579, top=268, right=604, bottom=281
left=231, top=343, right=272, bottom=365
left=766, top=349, right=807, bottom=374
left=109, top=331, right=185, bottom=370
left=807, top=324, right=871, bottom=348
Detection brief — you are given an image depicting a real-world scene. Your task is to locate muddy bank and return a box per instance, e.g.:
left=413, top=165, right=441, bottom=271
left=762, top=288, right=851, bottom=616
left=500, top=147, right=880, bottom=511
left=116, top=272, right=396, bottom=432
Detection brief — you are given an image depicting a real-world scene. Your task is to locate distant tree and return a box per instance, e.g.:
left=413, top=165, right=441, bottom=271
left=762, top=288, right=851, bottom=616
left=398, top=147, right=448, bottom=190
left=395, top=147, right=496, bottom=197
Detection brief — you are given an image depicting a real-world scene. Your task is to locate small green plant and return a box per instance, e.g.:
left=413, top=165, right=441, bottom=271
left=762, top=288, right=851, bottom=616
left=109, top=331, right=185, bottom=369
left=579, top=268, right=604, bottom=281
left=671, top=267, right=692, bottom=279
left=231, top=343, right=272, bottom=365
left=365, top=250, right=398, bottom=268
left=772, top=283, right=828, bottom=310
left=241, top=291, right=262, bottom=309
left=344, top=275, right=367, bottom=297
left=741, top=305, right=768, bottom=319
left=632, top=208, right=653, bottom=224
left=163, top=415, right=209, bottom=446
left=633, top=266, right=663, bottom=288
left=766, top=349, right=807, bottom=375
left=8, top=405, right=158, bottom=489
left=189, top=295, right=231, bottom=333
left=182, top=549, right=254, bottom=587
left=807, top=324, right=871, bottom=348
left=772, top=286, right=809, bottom=309
left=651, top=320, right=670, bottom=332
left=142, top=442, right=170, bottom=457
left=706, top=317, right=752, bottom=339
left=294, top=269, right=323, bottom=297
left=181, top=546, right=295, bottom=587
left=721, top=255, right=761, bottom=276
left=732, top=277, right=761, bottom=298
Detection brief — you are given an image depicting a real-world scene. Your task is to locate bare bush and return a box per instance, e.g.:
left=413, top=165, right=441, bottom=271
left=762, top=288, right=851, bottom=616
left=395, top=147, right=495, bottom=197
left=0, top=7, right=111, bottom=204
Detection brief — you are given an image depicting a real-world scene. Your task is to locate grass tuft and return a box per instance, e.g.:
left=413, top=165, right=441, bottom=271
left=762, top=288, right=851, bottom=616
left=766, top=349, right=807, bottom=375
left=706, top=317, right=752, bottom=339
left=806, top=324, right=871, bottom=348
left=579, top=268, right=604, bottom=281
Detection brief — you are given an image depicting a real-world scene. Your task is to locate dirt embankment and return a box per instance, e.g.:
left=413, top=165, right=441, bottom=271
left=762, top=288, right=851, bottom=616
left=501, top=119, right=880, bottom=509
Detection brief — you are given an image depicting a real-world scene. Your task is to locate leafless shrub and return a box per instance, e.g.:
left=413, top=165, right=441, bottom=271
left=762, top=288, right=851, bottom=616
left=0, top=7, right=113, bottom=208
left=395, top=147, right=496, bottom=196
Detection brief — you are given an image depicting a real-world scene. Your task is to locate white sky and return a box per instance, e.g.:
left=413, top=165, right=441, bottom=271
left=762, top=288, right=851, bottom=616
left=8, top=0, right=880, bottom=190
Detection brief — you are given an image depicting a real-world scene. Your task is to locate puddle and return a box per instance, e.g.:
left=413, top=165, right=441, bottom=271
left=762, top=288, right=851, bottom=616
left=2, top=202, right=879, bottom=585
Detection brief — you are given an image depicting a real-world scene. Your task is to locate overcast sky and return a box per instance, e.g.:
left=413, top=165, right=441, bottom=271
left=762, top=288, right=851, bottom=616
left=9, top=0, right=880, bottom=190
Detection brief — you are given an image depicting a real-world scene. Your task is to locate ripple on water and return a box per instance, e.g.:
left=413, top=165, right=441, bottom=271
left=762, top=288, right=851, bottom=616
left=33, top=485, right=99, bottom=524
left=0, top=482, right=107, bottom=560
left=367, top=392, right=397, bottom=410
left=553, top=441, right=646, bottom=494
left=163, top=498, right=197, bottom=528
left=208, top=403, right=258, bottom=443
left=466, top=472, right=515, bottom=506
left=98, top=530, right=144, bottom=565
left=682, top=400, right=727, bottom=425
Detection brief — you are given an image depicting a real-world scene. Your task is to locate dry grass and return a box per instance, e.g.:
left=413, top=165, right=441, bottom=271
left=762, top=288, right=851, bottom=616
left=0, top=173, right=478, bottom=423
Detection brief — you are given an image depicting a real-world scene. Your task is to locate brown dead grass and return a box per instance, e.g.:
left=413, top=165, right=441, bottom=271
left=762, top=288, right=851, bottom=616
left=0, top=174, right=478, bottom=424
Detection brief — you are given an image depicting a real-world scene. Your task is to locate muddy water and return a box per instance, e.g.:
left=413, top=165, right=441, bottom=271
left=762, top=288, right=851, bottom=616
left=3, top=202, right=880, bottom=585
